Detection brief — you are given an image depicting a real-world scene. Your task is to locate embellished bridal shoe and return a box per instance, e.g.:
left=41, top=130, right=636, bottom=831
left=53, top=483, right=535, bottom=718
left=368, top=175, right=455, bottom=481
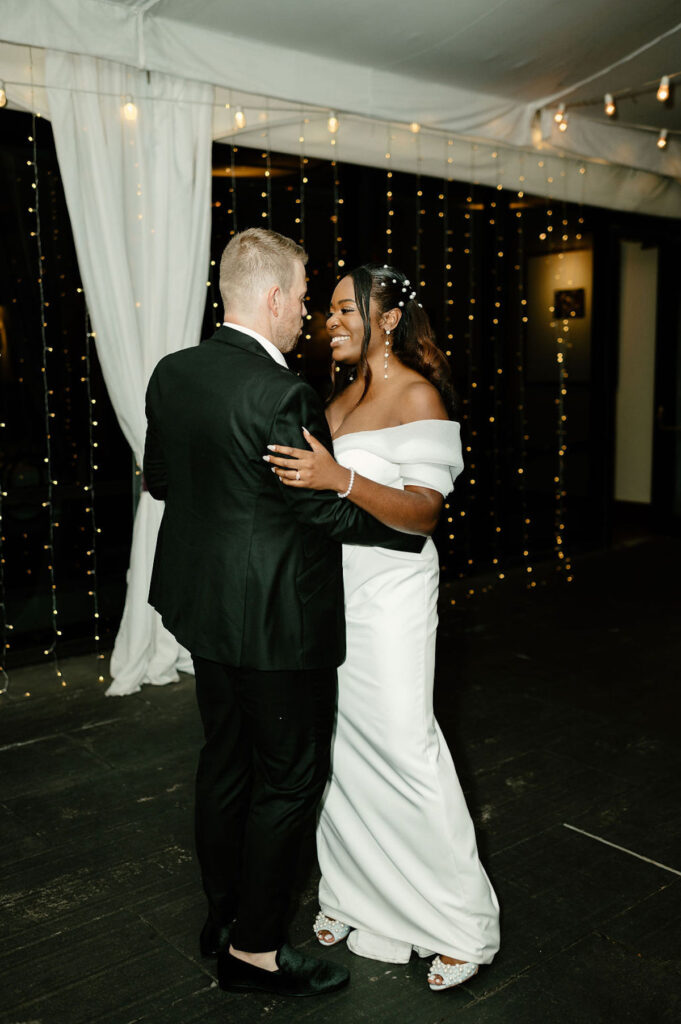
left=313, top=910, right=351, bottom=946
left=427, top=955, right=479, bottom=991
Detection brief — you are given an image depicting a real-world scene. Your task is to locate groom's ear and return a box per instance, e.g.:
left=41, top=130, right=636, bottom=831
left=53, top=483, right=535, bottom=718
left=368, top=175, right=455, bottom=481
left=267, top=283, right=281, bottom=318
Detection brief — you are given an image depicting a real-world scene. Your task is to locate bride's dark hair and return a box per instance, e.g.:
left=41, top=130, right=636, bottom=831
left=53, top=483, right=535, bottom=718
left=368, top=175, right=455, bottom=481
left=327, top=263, right=458, bottom=418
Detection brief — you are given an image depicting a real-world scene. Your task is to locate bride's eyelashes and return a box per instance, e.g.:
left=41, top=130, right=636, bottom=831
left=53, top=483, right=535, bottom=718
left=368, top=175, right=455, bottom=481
left=327, top=307, right=356, bottom=319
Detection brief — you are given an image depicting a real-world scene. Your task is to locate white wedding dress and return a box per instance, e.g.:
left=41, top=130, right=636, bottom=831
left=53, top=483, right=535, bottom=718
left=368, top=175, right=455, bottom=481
left=317, top=419, right=500, bottom=965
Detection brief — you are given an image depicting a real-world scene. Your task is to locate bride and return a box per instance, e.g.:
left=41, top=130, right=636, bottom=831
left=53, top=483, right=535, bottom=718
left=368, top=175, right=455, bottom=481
left=265, top=264, right=500, bottom=990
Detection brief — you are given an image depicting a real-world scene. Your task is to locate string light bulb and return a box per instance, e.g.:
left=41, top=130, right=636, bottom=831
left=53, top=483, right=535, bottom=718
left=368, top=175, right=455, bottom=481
left=657, top=75, right=670, bottom=102
left=604, top=93, right=616, bottom=116
left=559, top=114, right=568, bottom=133
left=0, top=82, right=6, bottom=108
left=554, top=104, right=565, bottom=124
left=233, top=107, right=246, bottom=130
left=657, top=128, right=668, bottom=149
left=409, top=122, right=421, bottom=134
left=327, top=112, right=339, bottom=134
left=122, top=96, right=137, bottom=121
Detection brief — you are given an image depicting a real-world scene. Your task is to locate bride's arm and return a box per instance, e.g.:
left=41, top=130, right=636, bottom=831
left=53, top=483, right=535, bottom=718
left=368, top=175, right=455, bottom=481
left=265, top=384, right=447, bottom=536
left=266, top=436, right=442, bottom=535
left=344, top=476, right=443, bottom=535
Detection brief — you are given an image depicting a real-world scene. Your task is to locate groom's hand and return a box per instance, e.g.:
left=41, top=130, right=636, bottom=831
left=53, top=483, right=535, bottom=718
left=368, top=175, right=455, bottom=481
left=264, top=427, right=351, bottom=494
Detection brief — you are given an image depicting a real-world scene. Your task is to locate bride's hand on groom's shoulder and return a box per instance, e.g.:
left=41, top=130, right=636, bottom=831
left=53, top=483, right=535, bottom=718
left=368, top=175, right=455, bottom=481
left=263, top=428, right=350, bottom=494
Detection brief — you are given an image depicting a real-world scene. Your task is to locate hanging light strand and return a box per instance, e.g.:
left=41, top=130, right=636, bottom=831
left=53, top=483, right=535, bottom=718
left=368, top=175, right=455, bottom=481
left=554, top=324, right=569, bottom=580
left=463, top=144, right=479, bottom=595
left=441, top=170, right=453, bottom=358
left=209, top=249, right=220, bottom=328
left=414, top=133, right=423, bottom=290
left=332, top=157, right=344, bottom=279
left=298, top=122, right=307, bottom=250
left=260, top=141, right=272, bottom=227
left=488, top=150, right=503, bottom=581
left=549, top=70, right=677, bottom=120
left=31, top=113, right=64, bottom=686
left=208, top=169, right=220, bottom=328
left=441, top=149, right=455, bottom=573
left=298, top=125, right=310, bottom=373
left=556, top=190, right=572, bottom=583
left=385, top=125, right=393, bottom=260
left=83, top=309, right=105, bottom=680
left=266, top=138, right=273, bottom=228
left=229, top=144, right=238, bottom=238
left=514, top=157, right=534, bottom=586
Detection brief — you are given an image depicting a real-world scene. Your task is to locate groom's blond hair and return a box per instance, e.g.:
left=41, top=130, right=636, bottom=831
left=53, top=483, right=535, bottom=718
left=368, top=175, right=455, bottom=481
left=220, top=228, right=307, bottom=312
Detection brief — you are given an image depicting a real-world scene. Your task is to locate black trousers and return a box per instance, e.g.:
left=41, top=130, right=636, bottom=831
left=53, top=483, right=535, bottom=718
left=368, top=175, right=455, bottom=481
left=193, top=656, right=337, bottom=952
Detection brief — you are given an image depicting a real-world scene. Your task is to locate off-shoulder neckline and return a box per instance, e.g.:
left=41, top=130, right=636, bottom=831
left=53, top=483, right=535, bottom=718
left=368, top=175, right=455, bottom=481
left=332, top=418, right=457, bottom=443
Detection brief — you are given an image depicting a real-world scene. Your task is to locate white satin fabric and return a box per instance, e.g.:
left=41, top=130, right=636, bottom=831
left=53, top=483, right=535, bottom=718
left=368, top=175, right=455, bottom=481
left=317, top=420, right=500, bottom=965
left=5, top=13, right=681, bottom=218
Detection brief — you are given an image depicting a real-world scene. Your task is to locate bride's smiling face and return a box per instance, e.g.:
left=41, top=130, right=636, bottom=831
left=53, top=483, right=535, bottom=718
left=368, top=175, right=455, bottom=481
left=326, top=276, right=375, bottom=365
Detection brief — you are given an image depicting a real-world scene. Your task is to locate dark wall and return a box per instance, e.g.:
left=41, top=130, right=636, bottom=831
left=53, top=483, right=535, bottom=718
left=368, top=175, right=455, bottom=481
left=1, top=109, right=680, bottom=666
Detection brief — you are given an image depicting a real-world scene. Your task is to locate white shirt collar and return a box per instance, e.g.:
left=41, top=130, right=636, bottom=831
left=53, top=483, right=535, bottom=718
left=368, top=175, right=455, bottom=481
left=223, top=321, right=288, bottom=369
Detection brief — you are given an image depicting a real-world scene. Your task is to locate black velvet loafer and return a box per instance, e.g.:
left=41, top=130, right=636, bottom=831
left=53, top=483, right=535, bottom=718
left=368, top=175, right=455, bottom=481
left=218, top=942, right=350, bottom=997
left=200, top=918, right=234, bottom=958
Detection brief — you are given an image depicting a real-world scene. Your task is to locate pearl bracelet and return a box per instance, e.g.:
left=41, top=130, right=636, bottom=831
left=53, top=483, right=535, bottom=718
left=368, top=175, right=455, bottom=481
left=337, top=467, right=355, bottom=499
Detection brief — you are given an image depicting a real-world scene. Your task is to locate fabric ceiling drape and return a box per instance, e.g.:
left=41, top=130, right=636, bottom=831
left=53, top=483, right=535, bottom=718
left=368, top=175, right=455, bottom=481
left=45, top=50, right=213, bottom=695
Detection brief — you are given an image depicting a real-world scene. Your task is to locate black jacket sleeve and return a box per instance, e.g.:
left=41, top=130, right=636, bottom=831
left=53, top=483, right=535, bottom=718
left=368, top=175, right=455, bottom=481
left=143, top=370, right=168, bottom=500
left=270, top=379, right=426, bottom=553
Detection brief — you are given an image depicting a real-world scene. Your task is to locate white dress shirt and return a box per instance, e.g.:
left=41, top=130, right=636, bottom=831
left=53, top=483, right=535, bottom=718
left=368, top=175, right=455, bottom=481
left=223, top=321, right=288, bottom=369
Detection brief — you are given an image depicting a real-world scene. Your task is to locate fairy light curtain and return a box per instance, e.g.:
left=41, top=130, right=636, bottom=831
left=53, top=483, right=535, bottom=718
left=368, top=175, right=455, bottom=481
left=44, top=50, right=212, bottom=696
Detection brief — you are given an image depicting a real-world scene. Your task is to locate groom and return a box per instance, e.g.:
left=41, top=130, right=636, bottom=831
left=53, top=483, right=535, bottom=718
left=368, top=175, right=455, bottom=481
left=143, top=228, right=425, bottom=997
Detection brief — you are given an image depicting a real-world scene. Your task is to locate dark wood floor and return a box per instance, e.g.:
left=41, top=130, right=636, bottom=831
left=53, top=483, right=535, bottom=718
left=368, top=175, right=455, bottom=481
left=1, top=538, right=680, bottom=1023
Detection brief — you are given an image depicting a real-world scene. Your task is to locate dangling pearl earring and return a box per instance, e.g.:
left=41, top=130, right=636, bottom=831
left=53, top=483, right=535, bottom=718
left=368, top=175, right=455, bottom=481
left=384, top=328, right=391, bottom=379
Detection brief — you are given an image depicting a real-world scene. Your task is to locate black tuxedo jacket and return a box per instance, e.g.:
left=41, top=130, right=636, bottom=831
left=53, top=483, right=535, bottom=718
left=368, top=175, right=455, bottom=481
left=143, top=326, right=425, bottom=670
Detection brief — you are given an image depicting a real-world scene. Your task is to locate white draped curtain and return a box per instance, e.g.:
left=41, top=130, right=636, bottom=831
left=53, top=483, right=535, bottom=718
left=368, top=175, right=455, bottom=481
left=45, top=51, right=213, bottom=695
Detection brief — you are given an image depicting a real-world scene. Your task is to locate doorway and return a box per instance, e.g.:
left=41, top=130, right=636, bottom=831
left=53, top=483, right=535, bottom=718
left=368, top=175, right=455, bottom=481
left=613, top=240, right=658, bottom=543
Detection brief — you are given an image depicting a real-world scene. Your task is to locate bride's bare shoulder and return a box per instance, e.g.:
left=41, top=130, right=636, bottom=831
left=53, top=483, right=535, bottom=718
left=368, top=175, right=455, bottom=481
left=398, top=377, right=449, bottom=423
